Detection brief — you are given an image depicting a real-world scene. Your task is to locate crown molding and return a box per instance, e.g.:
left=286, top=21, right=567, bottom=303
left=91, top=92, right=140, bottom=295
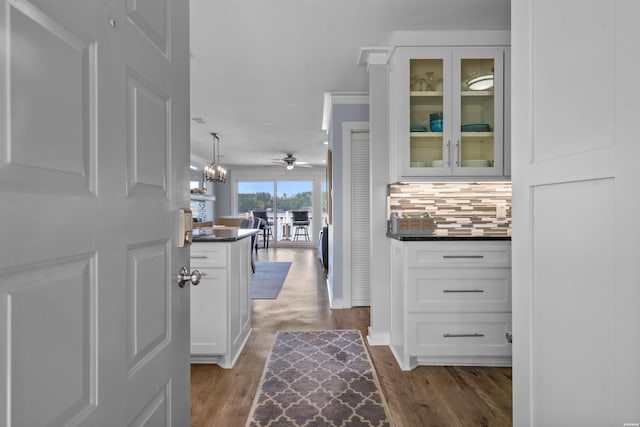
left=321, top=92, right=369, bottom=131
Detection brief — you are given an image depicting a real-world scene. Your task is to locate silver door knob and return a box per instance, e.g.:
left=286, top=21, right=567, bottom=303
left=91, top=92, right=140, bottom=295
left=178, top=267, right=201, bottom=287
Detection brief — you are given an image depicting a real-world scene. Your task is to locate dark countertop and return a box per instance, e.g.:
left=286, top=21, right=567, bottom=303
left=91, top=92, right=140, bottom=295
left=192, top=228, right=260, bottom=242
left=387, top=232, right=511, bottom=241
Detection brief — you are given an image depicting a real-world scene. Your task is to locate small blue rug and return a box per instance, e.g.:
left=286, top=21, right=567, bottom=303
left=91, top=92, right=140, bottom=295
left=250, top=262, right=292, bottom=299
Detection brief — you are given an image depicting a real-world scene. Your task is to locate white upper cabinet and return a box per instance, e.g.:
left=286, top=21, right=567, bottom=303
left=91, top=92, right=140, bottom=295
left=393, top=46, right=509, bottom=178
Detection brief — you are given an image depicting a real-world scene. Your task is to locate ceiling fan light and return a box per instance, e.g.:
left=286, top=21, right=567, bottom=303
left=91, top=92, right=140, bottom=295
left=467, top=73, right=494, bottom=91
left=286, top=164, right=294, bottom=170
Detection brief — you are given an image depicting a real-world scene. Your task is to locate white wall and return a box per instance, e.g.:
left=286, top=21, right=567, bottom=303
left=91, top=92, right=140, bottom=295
left=367, top=63, right=391, bottom=344
left=326, top=103, right=369, bottom=308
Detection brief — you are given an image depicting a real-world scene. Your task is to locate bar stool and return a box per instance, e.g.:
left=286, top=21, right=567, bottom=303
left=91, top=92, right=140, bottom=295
left=292, top=210, right=310, bottom=242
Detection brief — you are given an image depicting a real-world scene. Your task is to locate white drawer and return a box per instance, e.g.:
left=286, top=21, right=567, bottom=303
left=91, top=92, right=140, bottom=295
left=407, top=313, right=512, bottom=357
left=407, top=268, right=511, bottom=313
left=405, top=242, right=511, bottom=268
left=190, top=244, right=228, bottom=268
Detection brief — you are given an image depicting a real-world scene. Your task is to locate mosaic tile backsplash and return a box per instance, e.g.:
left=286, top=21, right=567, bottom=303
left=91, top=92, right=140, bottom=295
left=388, top=182, right=512, bottom=237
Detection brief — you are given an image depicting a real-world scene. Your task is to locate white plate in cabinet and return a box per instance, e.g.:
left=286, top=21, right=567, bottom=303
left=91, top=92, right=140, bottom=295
left=190, top=268, right=228, bottom=355
left=407, top=268, right=511, bottom=313
left=190, top=246, right=228, bottom=268
left=406, top=242, right=511, bottom=268
left=407, top=312, right=512, bottom=358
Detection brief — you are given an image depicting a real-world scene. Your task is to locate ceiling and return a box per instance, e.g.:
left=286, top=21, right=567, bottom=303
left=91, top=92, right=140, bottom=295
left=189, top=0, right=510, bottom=170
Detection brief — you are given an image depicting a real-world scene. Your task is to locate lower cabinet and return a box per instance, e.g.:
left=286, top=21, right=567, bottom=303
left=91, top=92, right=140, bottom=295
left=189, top=238, right=252, bottom=368
left=390, top=240, right=512, bottom=370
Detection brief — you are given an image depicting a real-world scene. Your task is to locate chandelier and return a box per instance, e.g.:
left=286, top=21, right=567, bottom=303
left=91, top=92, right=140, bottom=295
left=204, top=132, right=227, bottom=183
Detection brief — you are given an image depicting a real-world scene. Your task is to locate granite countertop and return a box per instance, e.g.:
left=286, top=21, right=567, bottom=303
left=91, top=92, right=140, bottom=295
left=192, top=228, right=260, bottom=242
left=387, top=232, right=511, bottom=241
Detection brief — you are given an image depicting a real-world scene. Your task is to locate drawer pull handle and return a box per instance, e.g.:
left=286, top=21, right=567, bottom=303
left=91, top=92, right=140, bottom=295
left=443, top=255, right=484, bottom=259
left=443, top=333, right=484, bottom=338
left=191, top=255, right=208, bottom=259
left=443, top=289, right=484, bottom=293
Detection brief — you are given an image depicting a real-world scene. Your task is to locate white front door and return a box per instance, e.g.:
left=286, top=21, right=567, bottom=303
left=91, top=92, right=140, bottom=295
left=0, top=0, right=191, bottom=425
left=512, top=1, right=640, bottom=425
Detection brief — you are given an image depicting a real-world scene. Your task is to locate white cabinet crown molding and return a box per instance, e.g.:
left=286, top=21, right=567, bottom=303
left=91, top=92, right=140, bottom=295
left=357, top=47, right=390, bottom=68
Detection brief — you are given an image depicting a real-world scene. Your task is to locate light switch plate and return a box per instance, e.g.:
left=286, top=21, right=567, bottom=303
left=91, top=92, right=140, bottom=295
left=179, top=209, right=193, bottom=247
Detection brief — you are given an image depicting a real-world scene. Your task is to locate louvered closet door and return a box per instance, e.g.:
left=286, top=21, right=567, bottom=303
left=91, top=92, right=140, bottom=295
left=351, top=131, right=371, bottom=306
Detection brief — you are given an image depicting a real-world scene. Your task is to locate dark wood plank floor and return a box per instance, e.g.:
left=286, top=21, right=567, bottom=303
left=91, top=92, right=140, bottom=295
left=191, top=247, right=512, bottom=427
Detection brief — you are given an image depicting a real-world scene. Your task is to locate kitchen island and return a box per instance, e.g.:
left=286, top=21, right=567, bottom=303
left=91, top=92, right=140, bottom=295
left=190, top=228, right=259, bottom=368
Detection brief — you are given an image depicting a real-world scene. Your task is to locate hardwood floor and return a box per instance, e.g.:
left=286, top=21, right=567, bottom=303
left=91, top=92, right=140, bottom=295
left=190, top=248, right=512, bottom=427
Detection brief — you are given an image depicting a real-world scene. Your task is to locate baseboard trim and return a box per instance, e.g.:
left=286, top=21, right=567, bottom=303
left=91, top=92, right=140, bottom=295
left=326, top=278, right=348, bottom=309
left=367, top=328, right=390, bottom=346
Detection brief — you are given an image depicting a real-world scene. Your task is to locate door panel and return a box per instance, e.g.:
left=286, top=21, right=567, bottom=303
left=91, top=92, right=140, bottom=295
left=531, top=3, right=615, bottom=162
left=531, top=179, right=615, bottom=424
left=126, top=0, right=169, bottom=57
left=126, top=70, right=170, bottom=197
left=128, top=382, right=171, bottom=427
left=513, top=0, right=640, bottom=424
left=127, top=241, right=171, bottom=373
left=0, top=0, right=190, bottom=425
left=0, top=0, right=96, bottom=195
left=1, top=255, right=96, bottom=427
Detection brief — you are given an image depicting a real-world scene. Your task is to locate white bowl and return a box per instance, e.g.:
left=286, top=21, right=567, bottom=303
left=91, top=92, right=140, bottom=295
left=431, top=160, right=443, bottom=167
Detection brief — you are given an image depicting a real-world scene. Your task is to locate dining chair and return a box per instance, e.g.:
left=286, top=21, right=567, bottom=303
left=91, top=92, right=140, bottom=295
left=252, top=210, right=273, bottom=248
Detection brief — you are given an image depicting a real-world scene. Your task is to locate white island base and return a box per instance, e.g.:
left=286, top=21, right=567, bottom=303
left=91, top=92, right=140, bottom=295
left=190, top=230, right=256, bottom=368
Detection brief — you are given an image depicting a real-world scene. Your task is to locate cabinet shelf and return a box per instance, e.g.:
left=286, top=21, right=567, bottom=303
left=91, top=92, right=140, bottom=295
left=461, top=132, right=493, bottom=138
left=410, top=132, right=443, bottom=138
left=411, top=132, right=494, bottom=138
left=410, top=90, right=443, bottom=97
left=461, top=90, right=494, bottom=97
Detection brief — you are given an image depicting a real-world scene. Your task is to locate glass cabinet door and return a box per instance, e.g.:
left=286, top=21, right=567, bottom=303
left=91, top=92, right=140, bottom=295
left=453, top=50, right=503, bottom=175
left=405, top=51, right=451, bottom=175
left=398, top=47, right=505, bottom=178
left=409, top=58, right=444, bottom=170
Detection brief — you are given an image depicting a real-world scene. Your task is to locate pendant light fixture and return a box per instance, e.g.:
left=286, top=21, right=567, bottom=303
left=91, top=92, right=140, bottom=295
left=204, top=132, right=227, bottom=183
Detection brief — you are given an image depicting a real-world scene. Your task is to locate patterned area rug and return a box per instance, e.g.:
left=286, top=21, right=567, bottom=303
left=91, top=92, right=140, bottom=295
left=251, top=262, right=292, bottom=299
left=246, top=330, right=391, bottom=427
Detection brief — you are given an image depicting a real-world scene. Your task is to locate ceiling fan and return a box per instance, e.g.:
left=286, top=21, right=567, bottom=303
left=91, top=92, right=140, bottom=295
left=270, top=153, right=312, bottom=170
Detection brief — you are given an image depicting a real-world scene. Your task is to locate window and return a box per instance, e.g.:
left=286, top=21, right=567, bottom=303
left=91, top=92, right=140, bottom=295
left=236, top=179, right=317, bottom=245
